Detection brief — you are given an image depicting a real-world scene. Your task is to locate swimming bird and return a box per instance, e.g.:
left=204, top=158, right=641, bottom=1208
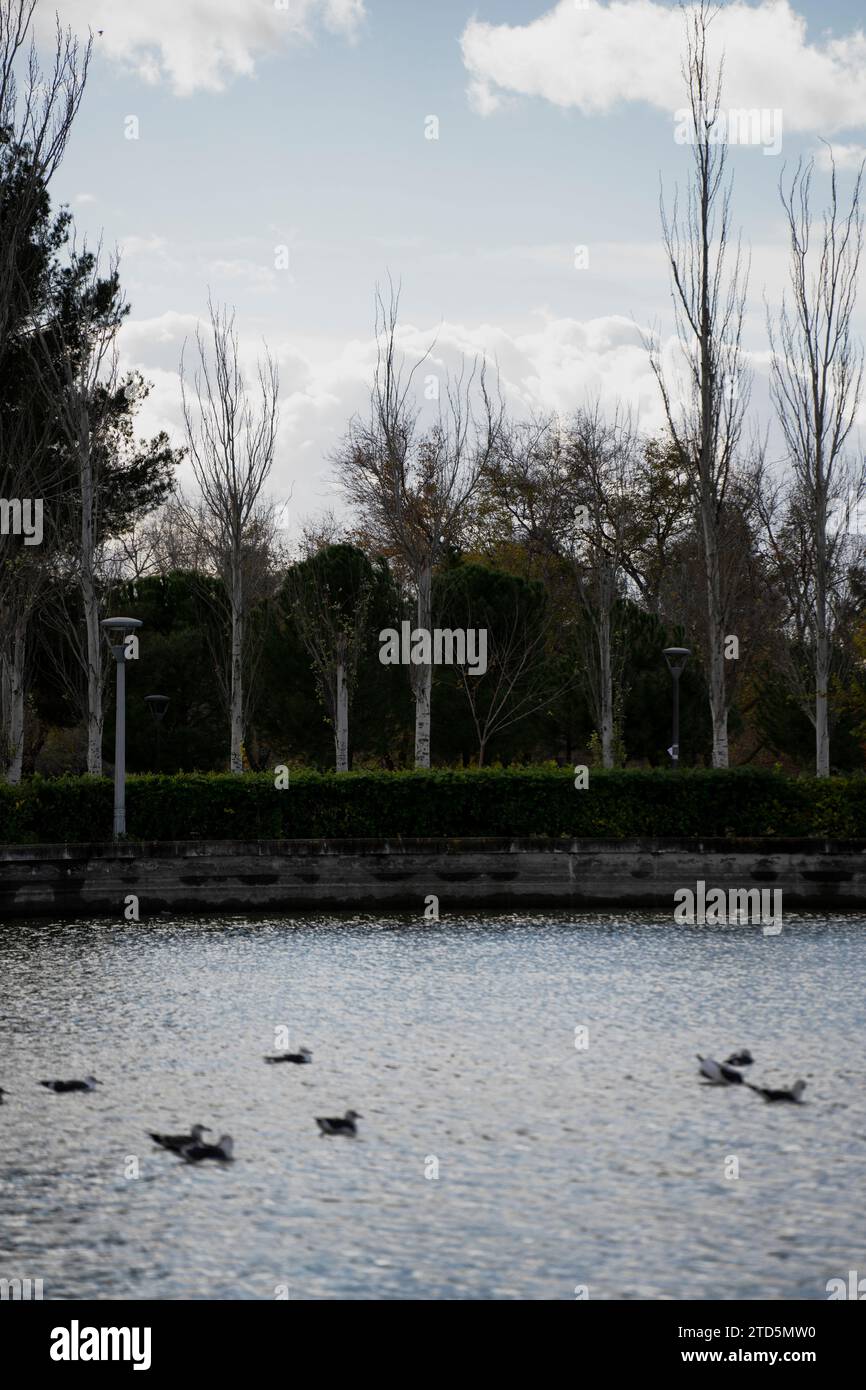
left=0, top=1087, right=6, bottom=1104
left=747, top=1079, right=807, bottom=1104
left=149, top=1124, right=211, bottom=1152
left=724, top=1050, right=754, bottom=1067
left=179, top=1134, right=234, bottom=1162
left=316, top=1110, right=362, bottom=1136
left=697, top=1055, right=744, bottom=1085
left=40, top=1076, right=100, bottom=1093
left=263, top=1047, right=312, bottom=1064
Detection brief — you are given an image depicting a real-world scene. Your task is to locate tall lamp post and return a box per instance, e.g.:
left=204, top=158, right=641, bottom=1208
left=663, top=646, right=691, bottom=769
left=102, top=617, right=143, bottom=837
left=144, top=694, right=169, bottom=772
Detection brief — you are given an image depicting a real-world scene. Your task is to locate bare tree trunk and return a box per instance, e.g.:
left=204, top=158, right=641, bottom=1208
left=229, top=569, right=244, bottom=773
left=335, top=637, right=349, bottom=773
left=80, top=444, right=103, bottom=775
left=815, top=528, right=830, bottom=776
left=1, top=611, right=27, bottom=783
left=598, top=607, right=614, bottom=769
left=413, top=561, right=433, bottom=767
left=702, top=514, right=729, bottom=767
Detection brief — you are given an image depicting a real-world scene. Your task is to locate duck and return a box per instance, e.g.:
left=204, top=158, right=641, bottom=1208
left=697, top=1055, right=744, bottom=1085
left=263, top=1047, right=312, bottom=1064
left=724, top=1050, right=754, bottom=1067
left=149, top=1124, right=211, bottom=1152
left=40, top=1076, right=100, bottom=1093
left=315, top=1110, right=362, bottom=1136
left=179, top=1134, right=234, bottom=1162
left=747, top=1079, right=807, bottom=1104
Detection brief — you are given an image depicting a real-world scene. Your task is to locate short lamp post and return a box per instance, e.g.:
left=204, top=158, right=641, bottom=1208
left=101, top=617, right=143, bottom=837
left=663, top=646, right=691, bottom=769
left=144, top=694, right=169, bottom=772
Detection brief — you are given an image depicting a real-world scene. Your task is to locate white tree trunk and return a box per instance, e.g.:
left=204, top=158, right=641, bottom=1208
left=598, top=608, right=614, bottom=769
left=335, top=650, right=349, bottom=773
left=230, top=572, right=244, bottom=774
left=815, top=536, right=830, bottom=777
left=413, top=562, right=433, bottom=768
left=701, top=498, right=729, bottom=768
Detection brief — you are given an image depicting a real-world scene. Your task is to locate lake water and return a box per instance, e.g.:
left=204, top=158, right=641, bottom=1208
left=0, top=910, right=864, bottom=1301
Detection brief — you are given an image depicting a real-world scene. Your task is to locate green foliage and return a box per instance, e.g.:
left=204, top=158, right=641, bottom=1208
left=2, top=767, right=866, bottom=844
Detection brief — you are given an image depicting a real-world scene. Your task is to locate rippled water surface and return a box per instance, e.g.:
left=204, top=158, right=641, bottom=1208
left=0, top=911, right=864, bottom=1300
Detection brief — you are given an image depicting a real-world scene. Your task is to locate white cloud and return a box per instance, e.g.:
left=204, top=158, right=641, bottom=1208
left=461, top=0, right=866, bottom=136
left=816, top=142, right=866, bottom=171
left=45, top=0, right=366, bottom=96
left=118, top=309, right=674, bottom=523
left=117, top=306, right=788, bottom=535
left=121, top=234, right=172, bottom=258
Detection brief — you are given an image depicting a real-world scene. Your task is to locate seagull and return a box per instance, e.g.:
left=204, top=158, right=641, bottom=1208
left=149, top=1124, right=211, bottom=1152
left=724, top=1050, right=754, bottom=1067
left=316, top=1110, right=362, bottom=1136
left=263, top=1047, right=312, bottom=1064
left=179, top=1134, right=234, bottom=1162
left=697, top=1055, right=744, bottom=1085
left=747, top=1079, right=807, bottom=1104
left=40, top=1075, right=100, bottom=1093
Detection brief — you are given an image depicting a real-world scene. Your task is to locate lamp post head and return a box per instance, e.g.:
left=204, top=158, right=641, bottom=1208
left=101, top=616, right=143, bottom=636
left=663, top=646, right=691, bottom=677
left=101, top=616, right=142, bottom=660
left=144, top=694, right=169, bottom=723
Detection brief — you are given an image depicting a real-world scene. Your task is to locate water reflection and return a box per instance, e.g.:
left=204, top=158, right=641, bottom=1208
left=0, top=910, right=863, bottom=1300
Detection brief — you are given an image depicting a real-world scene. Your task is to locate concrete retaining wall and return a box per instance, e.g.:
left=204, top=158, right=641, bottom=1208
left=1, top=837, right=866, bottom=917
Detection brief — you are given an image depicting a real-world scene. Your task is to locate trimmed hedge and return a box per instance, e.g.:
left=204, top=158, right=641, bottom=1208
left=1, top=767, right=866, bottom=843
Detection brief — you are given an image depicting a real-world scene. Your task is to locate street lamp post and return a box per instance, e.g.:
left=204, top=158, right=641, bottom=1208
left=663, top=646, right=691, bottom=769
left=101, top=617, right=143, bottom=837
left=144, top=694, right=169, bottom=772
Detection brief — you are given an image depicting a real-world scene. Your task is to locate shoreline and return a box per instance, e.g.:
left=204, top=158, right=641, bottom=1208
left=2, top=836, right=866, bottom=917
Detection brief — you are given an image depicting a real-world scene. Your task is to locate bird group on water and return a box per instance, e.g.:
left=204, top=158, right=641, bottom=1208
left=697, top=1050, right=807, bottom=1103
left=5, top=1047, right=362, bottom=1161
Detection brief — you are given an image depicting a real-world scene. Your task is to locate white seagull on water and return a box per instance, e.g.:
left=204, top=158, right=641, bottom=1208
left=697, top=1055, right=745, bottom=1086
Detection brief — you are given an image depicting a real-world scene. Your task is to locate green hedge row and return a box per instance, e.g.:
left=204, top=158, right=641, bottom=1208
left=1, top=768, right=865, bottom=843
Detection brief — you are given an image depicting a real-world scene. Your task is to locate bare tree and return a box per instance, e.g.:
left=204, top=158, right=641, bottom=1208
left=180, top=298, right=280, bottom=773
left=648, top=0, right=751, bottom=767
left=767, top=152, right=864, bottom=776
left=336, top=285, right=501, bottom=767
left=32, top=247, right=126, bottom=775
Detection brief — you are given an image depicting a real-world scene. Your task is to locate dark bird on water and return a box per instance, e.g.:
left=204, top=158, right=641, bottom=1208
left=0, top=1087, right=6, bottom=1104
left=316, top=1110, right=362, bottom=1136
left=149, top=1124, right=211, bottom=1152
left=724, top=1050, right=754, bottom=1067
left=180, top=1134, right=234, bottom=1162
left=697, top=1055, right=744, bottom=1085
left=747, top=1079, right=807, bottom=1104
left=264, top=1047, right=312, bottom=1064
left=40, top=1076, right=100, bottom=1093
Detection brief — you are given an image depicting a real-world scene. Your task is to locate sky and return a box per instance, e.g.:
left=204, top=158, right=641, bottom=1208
left=35, top=0, right=866, bottom=528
